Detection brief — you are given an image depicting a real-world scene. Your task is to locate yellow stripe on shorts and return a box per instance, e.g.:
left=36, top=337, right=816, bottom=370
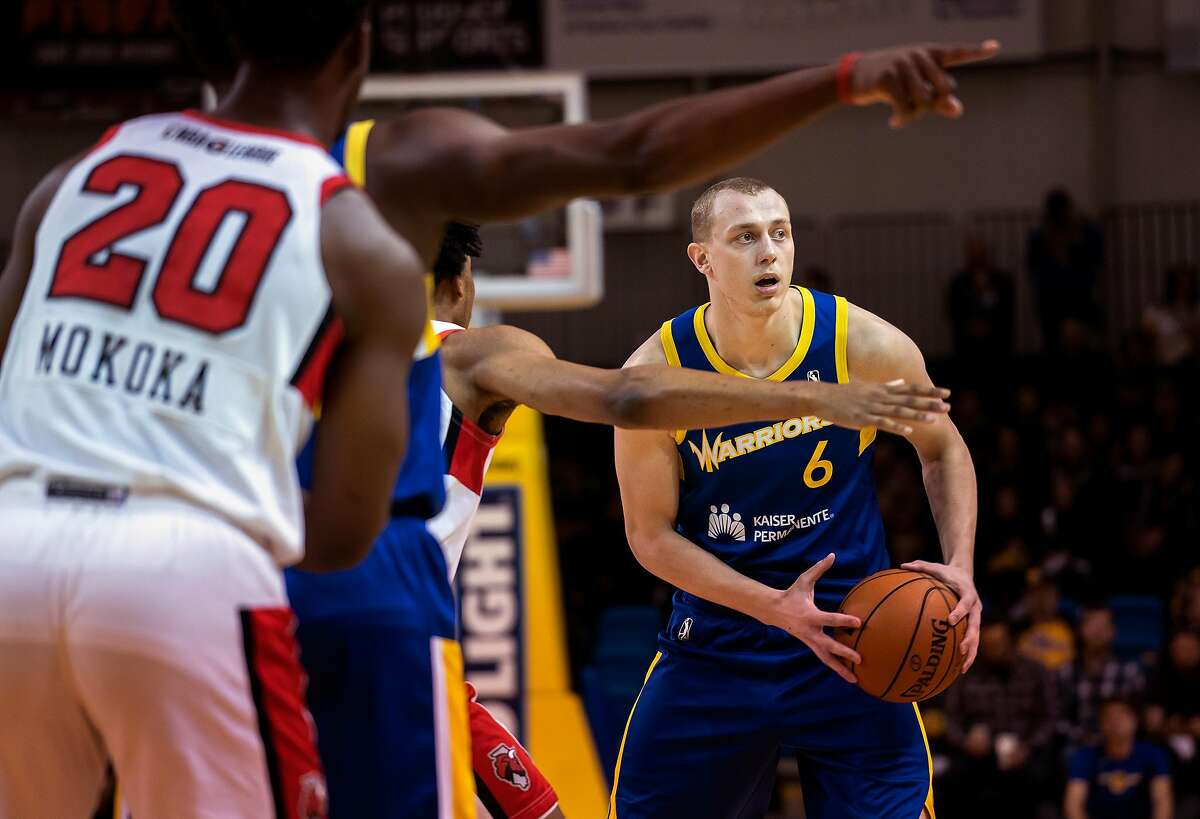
left=607, top=651, right=663, bottom=818
left=432, top=637, right=475, bottom=819
left=913, top=703, right=937, bottom=819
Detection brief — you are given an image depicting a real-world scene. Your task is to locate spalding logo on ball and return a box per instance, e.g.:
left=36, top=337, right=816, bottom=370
left=834, top=569, right=967, bottom=702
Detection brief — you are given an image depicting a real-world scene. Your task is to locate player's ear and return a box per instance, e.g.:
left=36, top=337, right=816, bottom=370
left=687, top=242, right=710, bottom=275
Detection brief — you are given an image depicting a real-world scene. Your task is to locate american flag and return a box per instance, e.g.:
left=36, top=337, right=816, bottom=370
left=525, top=248, right=572, bottom=279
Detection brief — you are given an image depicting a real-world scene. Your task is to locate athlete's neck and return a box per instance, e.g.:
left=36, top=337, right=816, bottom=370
left=213, top=65, right=346, bottom=148
left=703, top=289, right=803, bottom=378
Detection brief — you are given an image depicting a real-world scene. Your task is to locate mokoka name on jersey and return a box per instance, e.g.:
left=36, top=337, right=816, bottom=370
left=688, top=415, right=833, bottom=473
left=36, top=321, right=209, bottom=414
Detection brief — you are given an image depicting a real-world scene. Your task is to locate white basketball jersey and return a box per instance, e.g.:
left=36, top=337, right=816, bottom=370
left=426, top=321, right=502, bottom=578
left=0, top=110, right=352, bottom=564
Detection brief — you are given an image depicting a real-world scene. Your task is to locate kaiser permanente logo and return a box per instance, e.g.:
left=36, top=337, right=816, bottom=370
left=688, top=416, right=834, bottom=473
left=708, top=504, right=746, bottom=542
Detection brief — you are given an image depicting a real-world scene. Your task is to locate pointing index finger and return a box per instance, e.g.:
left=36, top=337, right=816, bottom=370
left=930, top=39, right=1001, bottom=67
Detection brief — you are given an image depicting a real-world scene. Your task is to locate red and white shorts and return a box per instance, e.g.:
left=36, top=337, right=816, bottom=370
left=0, top=478, right=326, bottom=819
left=468, top=683, right=559, bottom=819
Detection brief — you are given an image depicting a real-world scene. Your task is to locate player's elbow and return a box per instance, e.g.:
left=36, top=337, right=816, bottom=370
left=624, top=523, right=667, bottom=573
left=606, top=369, right=659, bottom=428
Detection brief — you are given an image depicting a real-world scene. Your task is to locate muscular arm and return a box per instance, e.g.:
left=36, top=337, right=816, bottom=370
left=367, top=42, right=998, bottom=239
left=442, top=325, right=948, bottom=432
left=845, top=304, right=981, bottom=667
left=300, top=188, right=426, bottom=571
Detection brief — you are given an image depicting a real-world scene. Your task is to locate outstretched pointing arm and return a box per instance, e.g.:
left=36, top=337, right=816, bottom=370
left=371, top=41, right=1000, bottom=224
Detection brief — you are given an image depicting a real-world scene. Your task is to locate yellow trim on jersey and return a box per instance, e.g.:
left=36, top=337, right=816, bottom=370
left=343, top=119, right=374, bottom=187
left=692, top=286, right=815, bottom=382
left=608, top=651, right=664, bottom=818
left=834, top=295, right=850, bottom=384
left=859, top=426, right=878, bottom=455
left=437, top=638, right=475, bottom=819
left=414, top=274, right=441, bottom=360
left=341, top=118, right=439, bottom=361
left=835, top=295, right=877, bottom=455
left=913, top=703, right=937, bottom=819
left=658, top=320, right=687, bottom=444
left=659, top=320, right=682, bottom=368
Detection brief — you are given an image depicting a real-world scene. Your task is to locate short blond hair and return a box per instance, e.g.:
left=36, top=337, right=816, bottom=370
left=690, top=177, right=776, bottom=242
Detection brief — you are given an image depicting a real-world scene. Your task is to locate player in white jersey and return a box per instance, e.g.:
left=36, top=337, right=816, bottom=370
left=0, top=3, right=428, bottom=817
left=424, top=224, right=954, bottom=819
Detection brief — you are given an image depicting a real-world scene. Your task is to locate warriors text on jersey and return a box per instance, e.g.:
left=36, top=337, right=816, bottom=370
left=663, top=285, right=888, bottom=609
left=0, top=110, right=353, bottom=563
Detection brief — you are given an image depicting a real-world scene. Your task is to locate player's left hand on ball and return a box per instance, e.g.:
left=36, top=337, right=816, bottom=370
left=843, top=39, right=1001, bottom=128
left=768, top=553, right=864, bottom=684
left=900, top=560, right=981, bottom=672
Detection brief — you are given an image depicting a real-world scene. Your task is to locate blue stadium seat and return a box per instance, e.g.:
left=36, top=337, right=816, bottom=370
left=1106, top=595, right=1165, bottom=661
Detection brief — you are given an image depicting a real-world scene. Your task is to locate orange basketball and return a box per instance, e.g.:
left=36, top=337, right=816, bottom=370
left=834, top=569, right=966, bottom=703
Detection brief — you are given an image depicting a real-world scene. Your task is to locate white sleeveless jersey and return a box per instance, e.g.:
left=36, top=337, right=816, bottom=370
left=426, top=321, right=502, bottom=578
left=0, top=110, right=353, bottom=564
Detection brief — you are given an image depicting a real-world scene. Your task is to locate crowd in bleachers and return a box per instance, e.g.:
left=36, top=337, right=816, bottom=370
left=917, top=193, right=1200, bottom=819
left=551, top=189, right=1200, bottom=818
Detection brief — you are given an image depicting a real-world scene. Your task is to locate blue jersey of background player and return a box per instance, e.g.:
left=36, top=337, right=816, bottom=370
left=285, top=124, right=476, bottom=819
left=613, top=178, right=981, bottom=819
left=1065, top=698, right=1174, bottom=819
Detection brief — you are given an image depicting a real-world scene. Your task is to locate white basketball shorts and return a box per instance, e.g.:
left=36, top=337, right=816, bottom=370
left=0, top=477, right=327, bottom=819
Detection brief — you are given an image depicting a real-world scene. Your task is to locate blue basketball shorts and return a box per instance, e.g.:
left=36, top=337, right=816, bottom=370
left=285, top=517, right=474, bottom=819
left=607, top=595, right=935, bottom=819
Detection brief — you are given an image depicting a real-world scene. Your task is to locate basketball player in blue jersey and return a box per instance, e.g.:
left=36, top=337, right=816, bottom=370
left=612, top=178, right=981, bottom=819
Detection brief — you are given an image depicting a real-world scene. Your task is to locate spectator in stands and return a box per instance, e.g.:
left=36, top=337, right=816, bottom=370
left=1171, top=571, right=1200, bottom=632
left=1018, top=576, right=1076, bottom=672
left=947, top=235, right=1015, bottom=381
left=1146, top=631, right=1200, bottom=816
left=1143, top=263, right=1200, bottom=368
left=942, top=617, right=1059, bottom=818
left=1064, top=697, right=1173, bottom=819
left=1027, top=188, right=1104, bottom=354
left=1058, top=604, right=1148, bottom=745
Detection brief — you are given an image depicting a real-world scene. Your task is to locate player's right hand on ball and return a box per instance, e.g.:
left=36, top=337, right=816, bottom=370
left=842, top=40, right=1001, bottom=128
left=809, top=378, right=950, bottom=437
left=766, top=553, right=863, bottom=684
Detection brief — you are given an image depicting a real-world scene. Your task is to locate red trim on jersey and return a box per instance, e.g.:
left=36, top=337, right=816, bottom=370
left=240, top=608, right=328, bottom=819
left=319, top=174, right=354, bottom=206
left=437, top=327, right=463, bottom=341
left=467, top=682, right=559, bottom=819
left=182, top=110, right=325, bottom=148
left=292, top=311, right=345, bottom=409
left=91, top=123, right=121, bottom=153
left=447, top=412, right=500, bottom=496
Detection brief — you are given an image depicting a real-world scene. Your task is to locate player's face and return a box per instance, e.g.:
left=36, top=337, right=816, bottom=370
left=694, top=190, right=794, bottom=317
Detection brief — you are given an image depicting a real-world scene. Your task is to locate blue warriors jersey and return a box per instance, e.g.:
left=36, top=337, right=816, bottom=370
left=664, top=286, right=888, bottom=610
left=295, top=120, right=446, bottom=521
